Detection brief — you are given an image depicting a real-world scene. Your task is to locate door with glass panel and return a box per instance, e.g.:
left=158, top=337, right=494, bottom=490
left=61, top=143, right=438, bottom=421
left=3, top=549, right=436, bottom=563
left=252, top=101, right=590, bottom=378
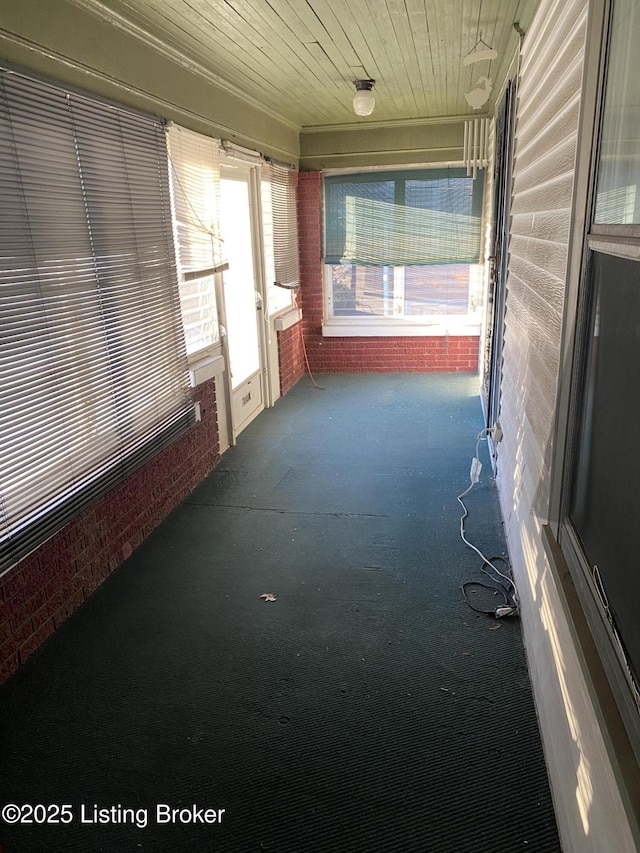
left=219, top=165, right=265, bottom=437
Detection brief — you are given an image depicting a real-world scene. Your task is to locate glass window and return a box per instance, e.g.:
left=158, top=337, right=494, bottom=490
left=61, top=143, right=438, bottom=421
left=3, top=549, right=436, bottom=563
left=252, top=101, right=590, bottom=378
left=324, top=168, right=484, bottom=267
left=167, top=124, right=223, bottom=358
left=323, top=168, right=485, bottom=332
left=594, top=0, right=640, bottom=224
left=327, top=263, right=482, bottom=320
left=0, top=67, right=194, bottom=575
left=260, top=169, right=294, bottom=317
left=570, top=251, right=640, bottom=696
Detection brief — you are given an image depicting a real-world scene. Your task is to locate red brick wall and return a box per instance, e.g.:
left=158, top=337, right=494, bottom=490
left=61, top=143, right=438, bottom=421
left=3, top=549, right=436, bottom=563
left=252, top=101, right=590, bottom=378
left=0, top=378, right=220, bottom=684
left=277, top=321, right=306, bottom=396
left=302, top=335, right=479, bottom=372
left=297, top=170, right=479, bottom=374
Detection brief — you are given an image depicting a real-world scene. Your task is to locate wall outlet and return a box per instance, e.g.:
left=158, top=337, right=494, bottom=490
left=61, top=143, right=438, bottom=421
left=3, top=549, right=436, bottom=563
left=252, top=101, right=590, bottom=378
left=489, top=422, right=503, bottom=443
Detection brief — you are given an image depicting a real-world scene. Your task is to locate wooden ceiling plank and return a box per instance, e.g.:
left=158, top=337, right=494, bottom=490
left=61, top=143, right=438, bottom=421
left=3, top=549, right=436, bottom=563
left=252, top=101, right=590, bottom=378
left=346, top=0, right=415, bottom=117
left=186, top=0, right=326, bottom=78
left=78, top=0, right=542, bottom=127
left=273, top=0, right=376, bottom=96
left=259, top=0, right=317, bottom=44
left=178, top=0, right=349, bottom=122
left=441, top=0, right=461, bottom=109
left=322, top=0, right=382, bottom=79
left=329, top=4, right=398, bottom=119
left=305, top=0, right=361, bottom=67
left=226, top=0, right=375, bottom=115
left=423, top=0, right=448, bottom=114
left=404, top=0, right=439, bottom=113
left=126, top=0, right=296, bottom=86
left=161, top=0, right=342, bottom=124
left=105, top=0, right=302, bottom=109
left=302, top=43, right=366, bottom=119
left=247, top=0, right=347, bottom=79
left=456, top=0, right=474, bottom=113
left=372, top=0, right=420, bottom=115
left=383, top=0, right=425, bottom=113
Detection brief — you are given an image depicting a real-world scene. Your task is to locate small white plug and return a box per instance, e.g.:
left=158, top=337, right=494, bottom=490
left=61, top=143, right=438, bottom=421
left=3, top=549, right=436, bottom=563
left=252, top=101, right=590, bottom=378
left=470, top=457, right=482, bottom=483
left=495, top=605, right=517, bottom=618
left=489, top=422, right=503, bottom=443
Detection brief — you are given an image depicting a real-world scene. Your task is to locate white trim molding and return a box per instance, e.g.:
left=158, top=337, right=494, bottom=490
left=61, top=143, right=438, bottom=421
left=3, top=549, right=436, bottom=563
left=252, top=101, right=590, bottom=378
left=189, top=354, right=226, bottom=387
left=273, top=308, right=302, bottom=332
left=322, top=320, right=481, bottom=337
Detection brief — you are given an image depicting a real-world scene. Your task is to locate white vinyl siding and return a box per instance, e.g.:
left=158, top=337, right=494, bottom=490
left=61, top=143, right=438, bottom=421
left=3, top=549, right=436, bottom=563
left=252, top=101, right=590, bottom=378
left=497, top=0, right=634, bottom=853
left=494, top=0, right=639, bottom=849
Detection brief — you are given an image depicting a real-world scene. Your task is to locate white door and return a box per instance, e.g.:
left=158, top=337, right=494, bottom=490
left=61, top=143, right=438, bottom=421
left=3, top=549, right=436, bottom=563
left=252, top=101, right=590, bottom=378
left=219, top=166, right=265, bottom=438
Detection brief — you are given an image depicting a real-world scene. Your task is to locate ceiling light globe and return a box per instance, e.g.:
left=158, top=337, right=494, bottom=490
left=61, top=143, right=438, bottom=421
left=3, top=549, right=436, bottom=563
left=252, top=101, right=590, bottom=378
left=353, top=81, right=375, bottom=116
left=353, top=90, right=375, bottom=116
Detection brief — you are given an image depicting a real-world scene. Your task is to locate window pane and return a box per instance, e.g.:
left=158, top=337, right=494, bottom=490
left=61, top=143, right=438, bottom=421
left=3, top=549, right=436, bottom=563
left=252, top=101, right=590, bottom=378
left=404, top=265, right=470, bottom=315
left=220, top=176, right=261, bottom=389
left=180, top=274, right=219, bottom=354
left=594, top=0, right=640, bottom=224
left=329, top=263, right=480, bottom=318
left=324, top=169, right=483, bottom=266
left=570, top=252, right=640, bottom=688
left=167, top=124, right=221, bottom=356
left=261, top=174, right=293, bottom=316
left=325, top=179, right=395, bottom=266
left=0, top=68, right=193, bottom=574
left=331, top=265, right=393, bottom=316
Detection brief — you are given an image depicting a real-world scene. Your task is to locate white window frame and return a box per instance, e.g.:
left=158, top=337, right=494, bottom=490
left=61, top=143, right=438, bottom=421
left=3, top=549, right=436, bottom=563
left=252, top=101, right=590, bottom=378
left=322, top=263, right=485, bottom=337
left=321, top=163, right=486, bottom=337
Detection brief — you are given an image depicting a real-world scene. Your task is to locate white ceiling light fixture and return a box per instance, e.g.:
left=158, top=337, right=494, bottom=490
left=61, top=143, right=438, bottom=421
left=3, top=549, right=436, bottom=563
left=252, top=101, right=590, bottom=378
left=353, top=79, right=376, bottom=116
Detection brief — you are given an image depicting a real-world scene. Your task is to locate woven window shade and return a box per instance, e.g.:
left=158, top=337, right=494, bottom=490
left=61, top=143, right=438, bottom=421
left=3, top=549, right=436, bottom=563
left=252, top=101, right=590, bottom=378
left=324, top=168, right=484, bottom=267
left=0, top=66, right=194, bottom=575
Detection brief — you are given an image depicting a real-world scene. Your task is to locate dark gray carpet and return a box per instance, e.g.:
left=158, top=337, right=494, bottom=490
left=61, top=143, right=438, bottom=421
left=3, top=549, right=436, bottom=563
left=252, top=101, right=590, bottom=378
left=0, top=374, right=561, bottom=852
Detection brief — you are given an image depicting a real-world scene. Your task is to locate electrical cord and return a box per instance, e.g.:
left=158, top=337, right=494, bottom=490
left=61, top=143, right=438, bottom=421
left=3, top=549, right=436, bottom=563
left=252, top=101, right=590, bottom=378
left=292, top=289, right=324, bottom=391
left=459, top=429, right=519, bottom=618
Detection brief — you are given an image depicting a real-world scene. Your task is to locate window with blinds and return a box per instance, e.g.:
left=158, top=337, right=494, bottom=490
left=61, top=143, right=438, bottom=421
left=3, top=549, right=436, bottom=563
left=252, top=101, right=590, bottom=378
left=323, top=168, right=484, bottom=329
left=0, top=66, right=194, bottom=575
left=166, top=124, right=224, bottom=357
left=261, top=161, right=297, bottom=316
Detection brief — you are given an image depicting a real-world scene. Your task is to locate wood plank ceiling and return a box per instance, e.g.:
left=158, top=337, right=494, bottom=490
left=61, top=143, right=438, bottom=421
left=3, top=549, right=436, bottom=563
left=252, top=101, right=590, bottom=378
left=73, top=0, right=541, bottom=128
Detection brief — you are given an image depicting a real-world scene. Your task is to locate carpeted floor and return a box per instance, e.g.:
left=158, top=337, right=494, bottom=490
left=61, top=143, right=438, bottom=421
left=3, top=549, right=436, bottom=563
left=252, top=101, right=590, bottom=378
left=0, top=374, right=561, bottom=852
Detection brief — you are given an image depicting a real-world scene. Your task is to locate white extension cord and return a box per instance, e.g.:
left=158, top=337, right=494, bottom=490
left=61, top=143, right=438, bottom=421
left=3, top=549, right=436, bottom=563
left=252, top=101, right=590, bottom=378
left=458, top=429, right=519, bottom=618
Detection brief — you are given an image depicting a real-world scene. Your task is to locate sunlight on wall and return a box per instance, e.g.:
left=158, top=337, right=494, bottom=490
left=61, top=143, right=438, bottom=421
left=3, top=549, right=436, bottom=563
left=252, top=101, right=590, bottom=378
left=499, top=431, right=595, bottom=838
left=536, top=546, right=594, bottom=834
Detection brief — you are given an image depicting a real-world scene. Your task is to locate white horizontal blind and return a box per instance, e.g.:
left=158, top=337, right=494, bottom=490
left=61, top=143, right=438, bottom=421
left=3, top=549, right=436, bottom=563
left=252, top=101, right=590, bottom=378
left=0, top=66, right=194, bottom=575
left=167, top=124, right=223, bottom=357
left=269, top=162, right=300, bottom=291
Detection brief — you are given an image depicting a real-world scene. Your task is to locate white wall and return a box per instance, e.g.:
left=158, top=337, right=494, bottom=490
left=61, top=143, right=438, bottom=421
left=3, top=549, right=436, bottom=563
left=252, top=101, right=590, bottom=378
left=495, top=0, right=638, bottom=848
